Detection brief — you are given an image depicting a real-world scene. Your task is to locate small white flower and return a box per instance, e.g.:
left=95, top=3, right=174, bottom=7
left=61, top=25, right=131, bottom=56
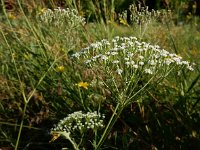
left=110, top=52, right=118, bottom=55
left=101, top=55, right=108, bottom=60
left=125, top=61, right=131, bottom=65
left=148, top=60, right=156, bottom=65
left=160, top=49, right=169, bottom=57
left=85, top=60, right=92, bottom=64
left=130, top=61, right=135, bottom=65
left=120, top=45, right=126, bottom=50
left=138, top=48, right=143, bottom=52
left=133, top=64, right=138, bottom=69
left=169, top=53, right=177, bottom=57
left=141, top=42, right=147, bottom=45
left=130, top=36, right=137, bottom=40
left=164, top=59, right=173, bottom=65
left=92, top=55, right=100, bottom=61
left=135, top=41, right=142, bottom=46
left=106, top=52, right=111, bottom=55
left=127, top=52, right=134, bottom=57
left=127, top=41, right=134, bottom=46
left=187, top=65, right=194, bottom=71
left=72, top=52, right=80, bottom=58
left=144, top=69, right=153, bottom=74
left=116, top=69, right=123, bottom=75
left=115, top=36, right=120, bottom=40
left=139, top=56, right=144, bottom=59
left=139, top=61, right=144, bottom=66
left=154, top=54, right=160, bottom=59
left=181, top=61, right=189, bottom=65
left=124, top=57, right=129, bottom=61
left=143, top=43, right=150, bottom=48
left=112, top=60, right=120, bottom=64
left=112, top=47, right=119, bottom=51
left=173, top=56, right=182, bottom=64
left=91, top=43, right=100, bottom=48
left=155, top=45, right=160, bottom=49
left=112, top=39, right=117, bottom=43
left=124, top=37, right=130, bottom=41
left=121, top=43, right=126, bottom=47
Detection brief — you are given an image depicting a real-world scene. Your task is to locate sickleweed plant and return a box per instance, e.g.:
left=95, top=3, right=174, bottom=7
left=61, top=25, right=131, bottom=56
left=37, top=7, right=86, bottom=52
left=71, top=36, right=194, bottom=149
left=38, top=7, right=85, bottom=30
left=119, top=4, right=172, bottom=38
left=51, top=111, right=105, bottom=150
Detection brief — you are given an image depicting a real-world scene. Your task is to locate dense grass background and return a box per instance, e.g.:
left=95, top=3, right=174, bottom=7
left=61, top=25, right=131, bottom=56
left=0, top=0, right=200, bottom=149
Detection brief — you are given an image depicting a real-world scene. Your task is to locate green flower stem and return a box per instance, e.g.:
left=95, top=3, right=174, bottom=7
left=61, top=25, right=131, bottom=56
left=14, top=101, right=27, bottom=150
left=93, top=130, right=98, bottom=148
left=14, top=60, right=57, bottom=150
left=78, top=88, right=86, bottom=110
left=95, top=102, right=124, bottom=150
left=126, top=72, right=157, bottom=106
left=68, top=137, right=79, bottom=150
left=78, top=133, right=84, bottom=147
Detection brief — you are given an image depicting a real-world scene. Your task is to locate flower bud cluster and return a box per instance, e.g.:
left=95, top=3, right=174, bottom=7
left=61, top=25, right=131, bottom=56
left=38, top=7, right=85, bottom=29
left=51, top=111, right=104, bottom=134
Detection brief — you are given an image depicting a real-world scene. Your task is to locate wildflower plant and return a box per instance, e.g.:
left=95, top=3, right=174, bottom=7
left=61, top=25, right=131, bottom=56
left=38, top=7, right=85, bottom=30
left=37, top=7, right=86, bottom=51
left=128, top=4, right=172, bottom=25
left=72, top=36, right=193, bottom=105
left=119, top=4, right=172, bottom=38
left=51, top=111, right=105, bottom=149
left=71, top=36, right=194, bottom=149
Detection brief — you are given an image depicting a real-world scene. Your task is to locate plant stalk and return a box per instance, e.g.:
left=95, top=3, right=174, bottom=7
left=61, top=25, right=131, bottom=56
left=95, top=102, right=124, bottom=150
left=14, top=102, right=28, bottom=150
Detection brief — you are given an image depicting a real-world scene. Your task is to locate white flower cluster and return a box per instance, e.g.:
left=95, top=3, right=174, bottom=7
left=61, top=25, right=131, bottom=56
left=71, top=36, right=194, bottom=76
left=128, top=4, right=172, bottom=25
left=51, top=111, right=104, bottom=133
left=38, top=7, right=85, bottom=28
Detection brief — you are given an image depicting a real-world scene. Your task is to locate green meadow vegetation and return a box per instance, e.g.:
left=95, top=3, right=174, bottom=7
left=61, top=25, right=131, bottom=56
left=0, top=0, right=200, bottom=149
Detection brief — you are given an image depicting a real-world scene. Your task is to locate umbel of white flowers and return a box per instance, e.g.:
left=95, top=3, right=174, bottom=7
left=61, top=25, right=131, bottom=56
left=71, top=36, right=194, bottom=76
left=38, top=7, right=85, bottom=28
left=51, top=111, right=105, bottom=134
